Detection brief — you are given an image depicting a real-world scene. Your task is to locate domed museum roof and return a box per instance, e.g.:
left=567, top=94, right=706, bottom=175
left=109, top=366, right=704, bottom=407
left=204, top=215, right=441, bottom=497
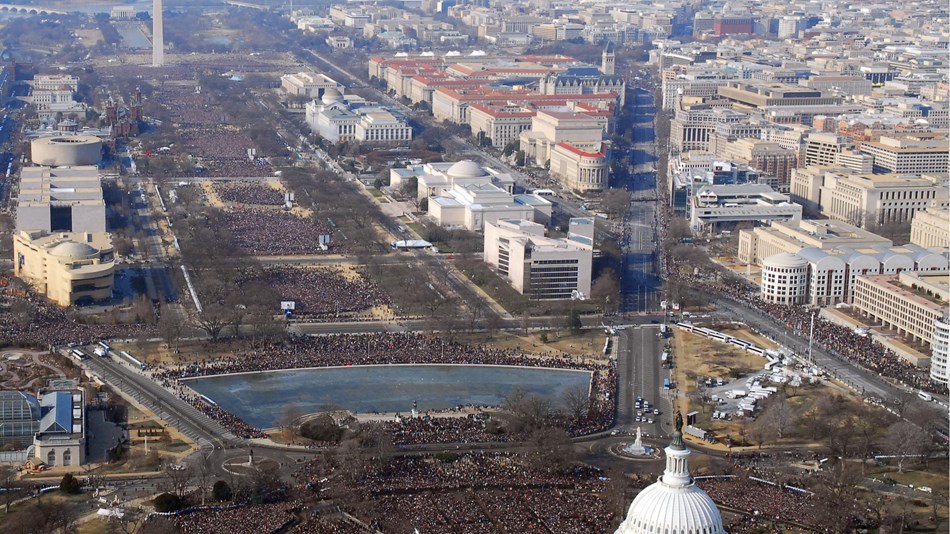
left=49, top=240, right=98, bottom=259
left=446, top=160, right=486, bottom=179
left=615, top=414, right=726, bottom=534
left=321, top=87, right=344, bottom=105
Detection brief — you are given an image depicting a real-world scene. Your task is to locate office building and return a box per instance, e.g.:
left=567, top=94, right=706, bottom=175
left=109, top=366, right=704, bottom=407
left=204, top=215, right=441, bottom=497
left=758, top=244, right=947, bottom=307
left=483, top=218, right=593, bottom=300
left=760, top=252, right=809, bottom=305
left=853, top=271, right=949, bottom=353
left=689, top=184, right=802, bottom=232
left=738, top=219, right=893, bottom=265
left=859, top=133, right=949, bottom=174
left=933, top=316, right=949, bottom=384
left=910, top=207, right=950, bottom=250
left=818, top=172, right=949, bottom=227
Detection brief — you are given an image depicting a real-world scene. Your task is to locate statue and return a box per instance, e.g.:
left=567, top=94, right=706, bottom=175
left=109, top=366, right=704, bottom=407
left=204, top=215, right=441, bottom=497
left=674, top=411, right=683, bottom=433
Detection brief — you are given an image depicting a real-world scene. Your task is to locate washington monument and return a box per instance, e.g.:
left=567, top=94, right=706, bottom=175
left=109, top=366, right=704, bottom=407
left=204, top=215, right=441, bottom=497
left=152, top=0, right=164, bottom=67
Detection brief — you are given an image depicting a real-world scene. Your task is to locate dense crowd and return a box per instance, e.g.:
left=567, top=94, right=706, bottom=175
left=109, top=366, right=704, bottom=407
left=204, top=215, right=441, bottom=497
left=174, top=502, right=299, bottom=534
left=189, top=400, right=267, bottom=439
left=146, top=86, right=274, bottom=178
left=0, top=293, right=152, bottom=348
left=240, top=267, right=390, bottom=318
left=290, top=514, right=367, bottom=534
left=294, top=452, right=614, bottom=533
left=697, top=477, right=820, bottom=528
left=155, top=333, right=615, bottom=442
left=368, top=489, right=614, bottom=534
left=220, top=208, right=341, bottom=255
left=382, top=413, right=509, bottom=446
left=214, top=181, right=286, bottom=206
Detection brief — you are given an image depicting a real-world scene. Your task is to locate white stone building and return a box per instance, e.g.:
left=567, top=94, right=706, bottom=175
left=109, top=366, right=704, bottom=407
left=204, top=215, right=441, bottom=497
left=483, top=218, right=593, bottom=300
left=549, top=142, right=610, bottom=193
left=305, top=89, right=411, bottom=144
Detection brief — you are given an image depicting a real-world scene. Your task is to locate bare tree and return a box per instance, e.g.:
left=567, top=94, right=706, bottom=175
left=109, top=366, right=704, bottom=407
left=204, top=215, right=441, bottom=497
left=195, top=453, right=214, bottom=506
left=280, top=403, right=303, bottom=443
left=761, top=393, right=795, bottom=439
left=560, top=383, right=590, bottom=423
left=158, top=305, right=187, bottom=353
left=0, top=465, right=20, bottom=513
left=161, top=460, right=193, bottom=498
left=601, top=188, right=631, bottom=219
left=886, top=421, right=931, bottom=473
left=526, top=427, right=576, bottom=474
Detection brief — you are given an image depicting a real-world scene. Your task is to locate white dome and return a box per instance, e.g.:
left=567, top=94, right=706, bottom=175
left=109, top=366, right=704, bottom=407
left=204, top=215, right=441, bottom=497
left=49, top=241, right=98, bottom=259
left=321, top=87, right=343, bottom=105
left=616, top=482, right=725, bottom=534
left=762, top=252, right=808, bottom=269
left=446, top=160, right=485, bottom=178
left=616, top=416, right=726, bottom=534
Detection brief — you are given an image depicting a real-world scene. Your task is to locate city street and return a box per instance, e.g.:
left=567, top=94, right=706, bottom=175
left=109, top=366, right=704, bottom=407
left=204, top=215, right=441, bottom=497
left=615, top=326, right=666, bottom=438
left=619, top=88, right=662, bottom=314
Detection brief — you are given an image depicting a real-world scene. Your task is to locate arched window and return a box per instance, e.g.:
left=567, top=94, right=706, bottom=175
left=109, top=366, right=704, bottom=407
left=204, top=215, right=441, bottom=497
left=47, top=449, right=56, bottom=467
left=63, top=449, right=72, bottom=466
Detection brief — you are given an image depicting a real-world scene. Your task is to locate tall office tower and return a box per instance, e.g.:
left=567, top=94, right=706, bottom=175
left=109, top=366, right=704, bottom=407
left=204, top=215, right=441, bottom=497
left=152, top=0, right=164, bottom=67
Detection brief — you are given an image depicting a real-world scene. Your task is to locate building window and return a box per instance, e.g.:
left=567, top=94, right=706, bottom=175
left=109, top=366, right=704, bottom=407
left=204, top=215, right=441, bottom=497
left=63, top=449, right=71, bottom=466
left=47, top=449, right=56, bottom=467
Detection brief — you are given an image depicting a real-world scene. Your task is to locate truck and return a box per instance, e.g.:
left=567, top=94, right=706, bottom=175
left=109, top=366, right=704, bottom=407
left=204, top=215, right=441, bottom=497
left=724, top=389, right=747, bottom=399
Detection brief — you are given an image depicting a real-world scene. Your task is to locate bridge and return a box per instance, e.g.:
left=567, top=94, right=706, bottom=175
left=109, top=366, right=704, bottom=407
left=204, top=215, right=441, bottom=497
left=0, top=4, right=67, bottom=15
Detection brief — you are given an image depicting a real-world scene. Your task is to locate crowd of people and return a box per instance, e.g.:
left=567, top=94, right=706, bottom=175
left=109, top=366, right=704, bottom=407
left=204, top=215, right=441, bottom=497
left=367, top=489, right=614, bottom=534
left=697, top=476, right=820, bottom=529
left=293, top=452, right=613, bottom=533
left=221, top=207, right=342, bottom=256
left=146, top=84, right=275, bottom=178
left=189, top=400, right=267, bottom=439
left=214, top=181, right=286, bottom=206
left=188, top=130, right=259, bottom=160
left=382, top=413, right=510, bottom=446
left=240, top=267, right=391, bottom=319
left=290, top=514, right=367, bottom=534
left=153, top=333, right=616, bottom=442
left=173, top=501, right=299, bottom=534
left=0, top=292, right=152, bottom=348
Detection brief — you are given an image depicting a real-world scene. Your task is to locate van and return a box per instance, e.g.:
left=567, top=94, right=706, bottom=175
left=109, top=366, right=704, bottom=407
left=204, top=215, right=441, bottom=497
left=917, top=391, right=933, bottom=402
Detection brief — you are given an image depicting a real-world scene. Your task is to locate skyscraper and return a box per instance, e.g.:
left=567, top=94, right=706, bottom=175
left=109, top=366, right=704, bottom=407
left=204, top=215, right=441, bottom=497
left=152, top=0, right=164, bottom=67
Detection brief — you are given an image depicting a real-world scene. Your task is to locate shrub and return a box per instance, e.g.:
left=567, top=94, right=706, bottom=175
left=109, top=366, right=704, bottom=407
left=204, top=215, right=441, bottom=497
left=153, top=492, right=182, bottom=513
left=59, top=473, right=81, bottom=494
left=212, top=480, right=232, bottom=502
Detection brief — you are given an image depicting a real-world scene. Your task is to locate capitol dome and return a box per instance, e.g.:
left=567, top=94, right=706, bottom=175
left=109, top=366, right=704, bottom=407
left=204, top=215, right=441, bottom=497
left=49, top=241, right=98, bottom=259
left=446, top=160, right=485, bottom=179
left=321, top=87, right=344, bottom=105
left=615, top=414, right=725, bottom=534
